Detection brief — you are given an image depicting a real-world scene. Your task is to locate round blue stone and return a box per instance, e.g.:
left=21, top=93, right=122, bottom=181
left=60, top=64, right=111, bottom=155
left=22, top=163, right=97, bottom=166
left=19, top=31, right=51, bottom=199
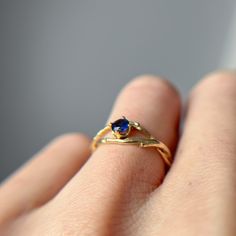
left=111, top=118, right=129, bottom=135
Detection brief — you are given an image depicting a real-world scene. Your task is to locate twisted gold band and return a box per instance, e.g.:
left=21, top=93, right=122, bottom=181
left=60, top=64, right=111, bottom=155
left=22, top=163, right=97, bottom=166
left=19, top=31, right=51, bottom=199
left=91, top=117, right=172, bottom=167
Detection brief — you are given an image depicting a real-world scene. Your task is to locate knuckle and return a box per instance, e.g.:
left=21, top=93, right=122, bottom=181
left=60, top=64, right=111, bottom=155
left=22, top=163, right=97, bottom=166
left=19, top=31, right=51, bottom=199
left=52, top=133, right=90, bottom=147
left=192, top=70, right=236, bottom=97
left=122, top=74, right=179, bottom=102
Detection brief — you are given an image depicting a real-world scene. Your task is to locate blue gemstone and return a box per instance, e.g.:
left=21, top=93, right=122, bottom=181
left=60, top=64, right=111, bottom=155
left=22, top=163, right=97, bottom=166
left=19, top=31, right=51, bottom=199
left=111, top=118, right=129, bottom=135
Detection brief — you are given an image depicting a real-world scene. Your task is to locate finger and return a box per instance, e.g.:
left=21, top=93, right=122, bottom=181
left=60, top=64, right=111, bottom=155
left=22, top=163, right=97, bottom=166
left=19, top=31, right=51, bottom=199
left=73, top=75, right=180, bottom=190
left=0, top=133, right=91, bottom=225
left=158, top=71, right=236, bottom=234
left=49, top=76, right=180, bottom=233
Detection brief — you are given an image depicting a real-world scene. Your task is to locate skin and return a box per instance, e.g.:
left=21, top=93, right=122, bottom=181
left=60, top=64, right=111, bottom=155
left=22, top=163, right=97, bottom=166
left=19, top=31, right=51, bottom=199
left=0, top=71, right=235, bottom=236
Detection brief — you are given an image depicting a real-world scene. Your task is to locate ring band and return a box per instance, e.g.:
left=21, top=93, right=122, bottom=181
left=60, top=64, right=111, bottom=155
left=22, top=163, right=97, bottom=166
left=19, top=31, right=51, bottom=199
left=91, top=117, right=172, bottom=167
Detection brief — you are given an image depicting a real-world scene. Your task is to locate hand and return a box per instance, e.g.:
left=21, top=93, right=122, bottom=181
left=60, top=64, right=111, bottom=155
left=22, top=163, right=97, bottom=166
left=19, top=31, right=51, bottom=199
left=0, top=71, right=235, bottom=236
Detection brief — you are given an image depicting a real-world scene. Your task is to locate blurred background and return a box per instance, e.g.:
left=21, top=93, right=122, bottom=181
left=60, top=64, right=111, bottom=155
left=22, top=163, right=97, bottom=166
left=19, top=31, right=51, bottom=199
left=0, top=0, right=236, bottom=181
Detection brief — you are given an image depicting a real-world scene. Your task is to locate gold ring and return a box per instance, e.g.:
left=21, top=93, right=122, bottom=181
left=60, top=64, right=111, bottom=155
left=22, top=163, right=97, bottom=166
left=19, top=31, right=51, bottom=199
left=91, top=117, right=172, bottom=167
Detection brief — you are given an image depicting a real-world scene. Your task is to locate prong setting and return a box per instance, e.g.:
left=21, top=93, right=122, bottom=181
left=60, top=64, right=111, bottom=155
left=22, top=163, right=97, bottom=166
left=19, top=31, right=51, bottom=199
left=111, top=117, right=131, bottom=139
